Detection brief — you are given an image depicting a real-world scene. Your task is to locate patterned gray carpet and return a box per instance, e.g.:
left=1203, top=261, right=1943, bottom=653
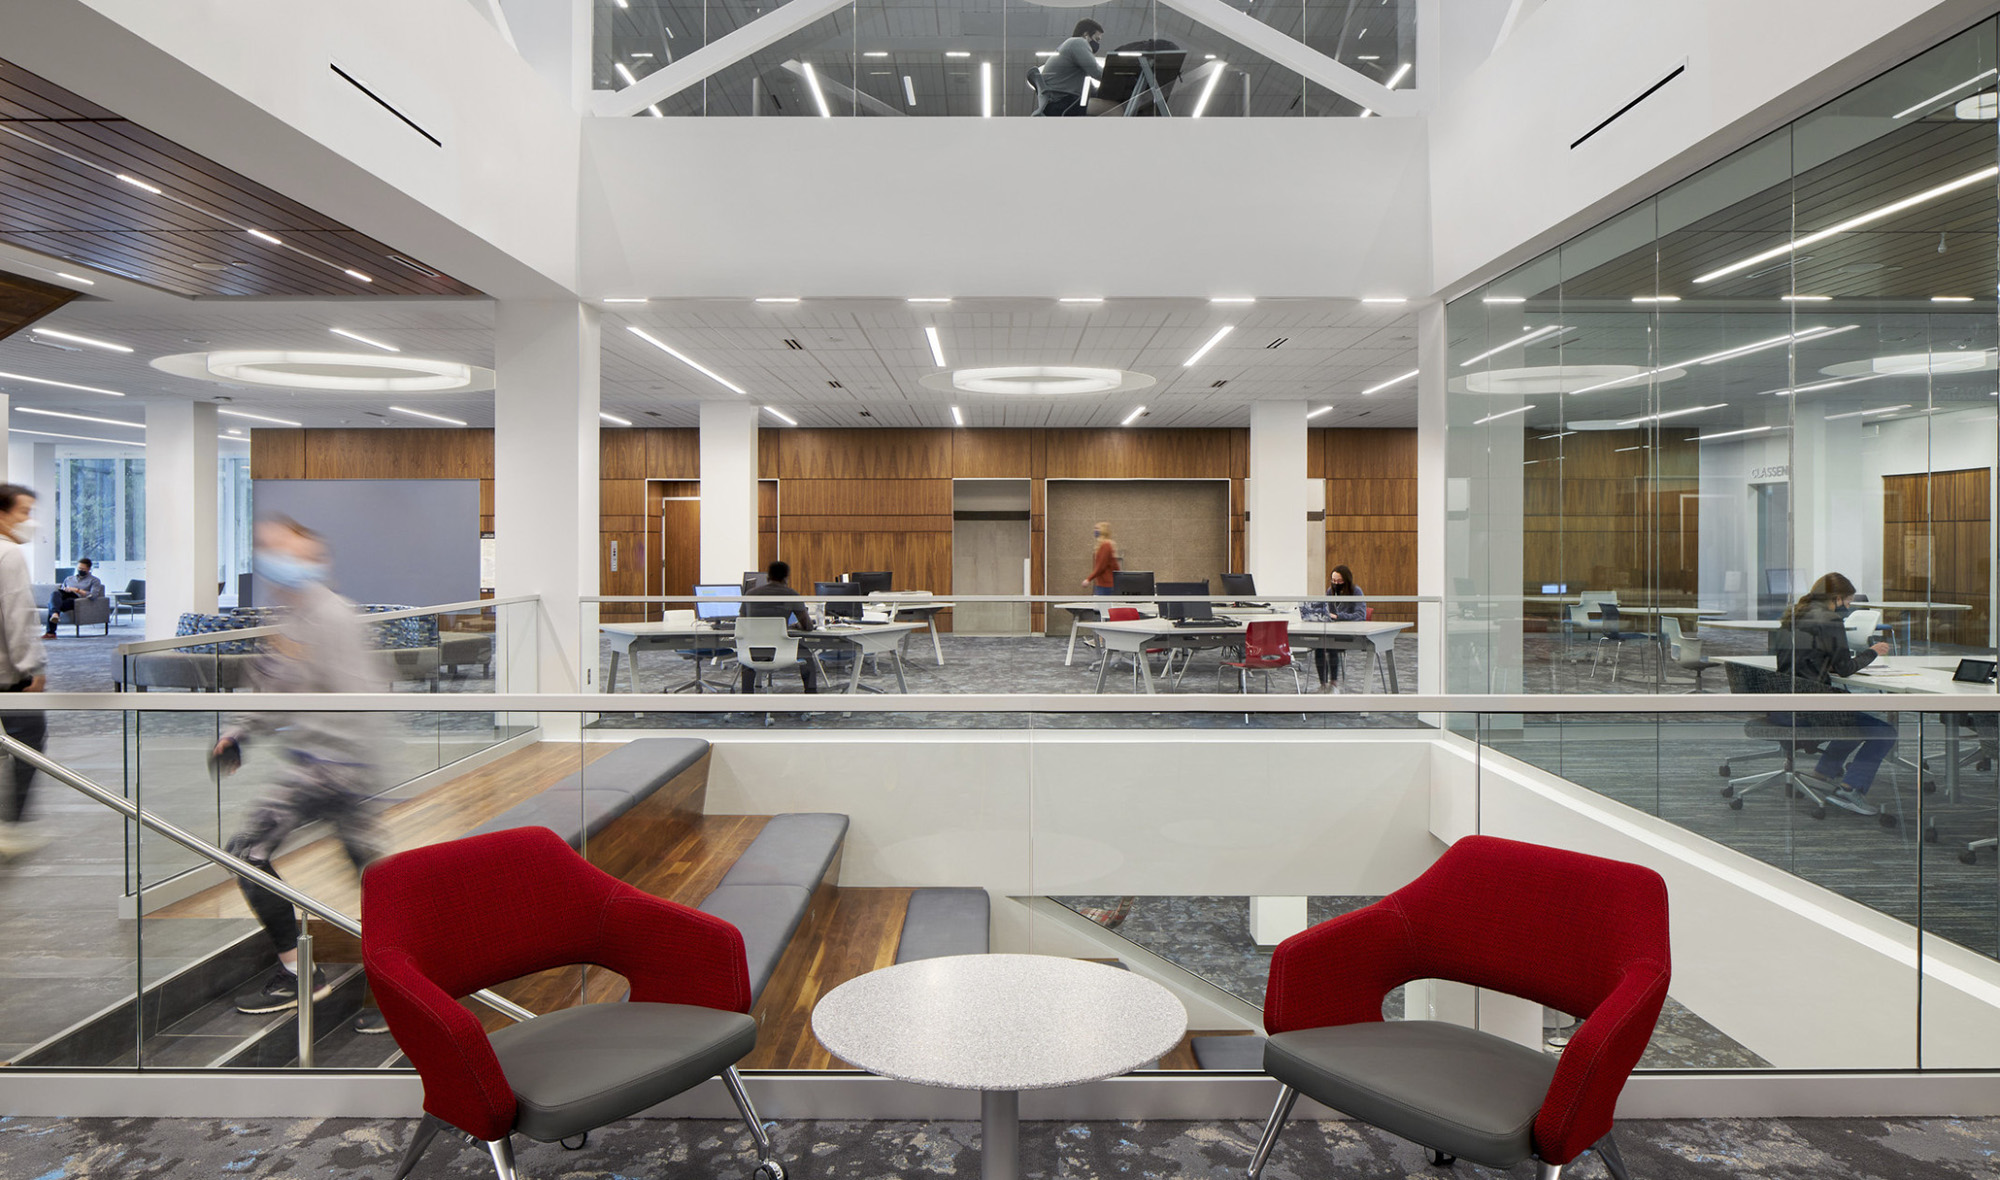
left=3, top=1115, right=1999, bottom=1178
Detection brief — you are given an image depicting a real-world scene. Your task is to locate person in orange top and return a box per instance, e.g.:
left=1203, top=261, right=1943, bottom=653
left=1081, top=521, right=1120, bottom=595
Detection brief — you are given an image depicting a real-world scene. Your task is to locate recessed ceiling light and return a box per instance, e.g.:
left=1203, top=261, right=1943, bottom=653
left=1460, top=325, right=1571, bottom=368
left=1933, top=295, right=1974, bottom=302
left=1616, top=403, right=1727, bottom=426
left=763, top=406, right=798, bottom=425
left=603, top=297, right=649, bottom=304
left=330, top=328, right=398, bottom=352
left=1892, top=68, right=1998, bottom=119
left=614, top=62, right=639, bottom=86
left=30, top=327, right=131, bottom=353
left=802, top=61, right=832, bottom=118
left=981, top=61, right=993, bottom=118
left=1482, top=295, right=1526, bottom=304
left=1059, top=297, right=1103, bottom=304
left=1306, top=405, right=1335, bottom=419
left=600, top=411, right=633, bottom=426
left=1362, top=296, right=1406, bottom=304
left=864, top=51, right=889, bottom=57
left=631, top=52, right=654, bottom=59
left=53, top=272, right=93, bottom=286
left=389, top=405, right=467, bottom=426
left=114, top=173, right=161, bottom=194
left=1696, top=425, right=1780, bottom=442
left=1121, top=405, right=1146, bottom=426
left=1824, top=404, right=1912, bottom=421
left=0, top=370, right=124, bottom=397
left=951, top=405, right=964, bottom=426
left=16, top=407, right=143, bottom=429
left=1695, top=165, right=1999, bottom=284
left=343, top=269, right=373, bottom=283
left=1472, top=404, right=1535, bottom=425
left=1631, top=295, right=1681, bottom=303
left=10, top=428, right=142, bottom=447
left=1780, top=294, right=1832, bottom=302
left=647, top=104, right=664, bottom=118
left=755, top=297, right=800, bottom=303
left=1191, top=64, right=1228, bottom=118
left=1210, top=296, right=1255, bottom=304
left=1182, top=325, right=1234, bottom=366
left=904, top=76, right=917, bottom=107
left=907, top=297, right=951, bottom=303
left=925, top=325, right=947, bottom=367
left=1362, top=368, right=1419, bottom=395
left=1385, top=62, right=1411, bottom=89
left=246, top=228, right=282, bottom=245
left=1570, top=325, right=1857, bottom=394
left=626, top=326, right=748, bottom=394
left=218, top=408, right=302, bottom=426
left=946, top=51, right=971, bottom=58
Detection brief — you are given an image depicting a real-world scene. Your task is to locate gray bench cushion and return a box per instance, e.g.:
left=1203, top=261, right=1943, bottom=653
left=719, top=813, right=849, bottom=889
left=1190, top=1035, right=1266, bottom=1070
left=490, top=1001, right=756, bottom=1142
left=463, top=738, right=711, bottom=845
left=1263, top=1021, right=1557, bottom=1168
left=464, top=789, right=644, bottom=843
left=698, top=884, right=813, bottom=1003
left=582, top=738, right=711, bottom=793
left=894, top=887, right=991, bottom=964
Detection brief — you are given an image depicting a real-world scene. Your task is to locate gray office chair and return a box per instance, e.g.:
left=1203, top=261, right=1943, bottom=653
left=732, top=616, right=817, bottom=692
left=1660, top=617, right=1718, bottom=693
left=1592, top=603, right=1654, bottom=682
left=1720, top=662, right=1900, bottom=828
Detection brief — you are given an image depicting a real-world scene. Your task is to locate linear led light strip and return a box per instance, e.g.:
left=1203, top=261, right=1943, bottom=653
left=1191, top=61, right=1227, bottom=118
left=1472, top=404, right=1534, bottom=426
left=600, top=411, right=633, bottom=426
left=1362, top=368, right=1418, bottom=395
left=951, top=406, right=964, bottom=426
left=0, top=370, right=124, bottom=397
left=1617, top=402, right=1726, bottom=426
left=626, top=326, right=748, bottom=394
left=764, top=406, right=798, bottom=425
left=1306, top=405, right=1334, bottom=420
left=1567, top=324, right=1857, bottom=395
left=1694, top=166, right=2000, bottom=285
left=1892, top=68, right=1998, bottom=120
left=1824, top=404, right=1912, bottom=421
left=1459, top=324, right=1571, bottom=368
left=1121, top=406, right=1146, bottom=426
left=925, top=325, right=947, bottom=367
left=802, top=62, right=831, bottom=118
left=9, top=428, right=142, bottom=447
left=390, top=405, right=467, bottom=426
left=16, top=407, right=142, bottom=429
left=219, top=408, right=301, bottom=426
left=1765, top=372, right=1892, bottom=397
left=1183, top=325, right=1233, bottom=367
left=0, top=125, right=377, bottom=285
left=30, top=327, right=130, bottom=353
left=1696, top=424, right=1783, bottom=442
left=331, top=328, right=398, bottom=352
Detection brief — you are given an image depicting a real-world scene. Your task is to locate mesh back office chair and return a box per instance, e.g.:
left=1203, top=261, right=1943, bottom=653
left=1247, top=835, right=1668, bottom=1180
left=362, top=828, right=786, bottom=1180
left=664, top=609, right=735, bottom=694
left=1719, top=661, right=1899, bottom=827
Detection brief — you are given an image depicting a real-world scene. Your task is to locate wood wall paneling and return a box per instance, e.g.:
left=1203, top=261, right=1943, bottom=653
left=779, top=479, right=952, bottom=517
left=1884, top=468, right=1990, bottom=646
left=249, top=428, right=305, bottom=479
left=1043, top=429, right=1241, bottom=479
left=952, top=430, right=1032, bottom=477
left=774, top=429, right=952, bottom=480
left=299, top=429, right=493, bottom=480
left=1322, top=429, right=1418, bottom=624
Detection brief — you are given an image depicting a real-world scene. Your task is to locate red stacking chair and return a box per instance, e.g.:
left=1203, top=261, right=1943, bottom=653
left=1217, top=618, right=1301, bottom=693
left=363, top=827, right=786, bottom=1180
left=1247, top=835, right=1670, bottom=1180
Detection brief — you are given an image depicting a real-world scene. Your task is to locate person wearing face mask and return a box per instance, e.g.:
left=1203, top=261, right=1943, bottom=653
left=1036, top=19, right=1105, bottom=117
left=214, top=516, right=392, bottom=1033
left=0, top=484, right=49, bottom=860
left=1082, top=520, right=1120, bottom=595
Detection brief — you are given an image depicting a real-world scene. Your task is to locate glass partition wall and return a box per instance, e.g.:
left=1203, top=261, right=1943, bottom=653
left=1446, top=16, right=2000, bottom=697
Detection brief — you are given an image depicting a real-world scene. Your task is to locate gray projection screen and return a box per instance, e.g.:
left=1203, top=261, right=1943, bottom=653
left=251, top=480, right=480, bottom=607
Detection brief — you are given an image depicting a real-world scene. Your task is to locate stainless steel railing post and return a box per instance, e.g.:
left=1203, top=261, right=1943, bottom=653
left=295, top=917, right=315, bottom=1068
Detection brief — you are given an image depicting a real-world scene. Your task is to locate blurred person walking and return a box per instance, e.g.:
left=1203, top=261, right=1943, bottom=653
left=0, top=484, right=48, bottom=859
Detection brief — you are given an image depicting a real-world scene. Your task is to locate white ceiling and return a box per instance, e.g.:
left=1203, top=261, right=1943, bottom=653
left=0, top=289, right=1423, bottom=435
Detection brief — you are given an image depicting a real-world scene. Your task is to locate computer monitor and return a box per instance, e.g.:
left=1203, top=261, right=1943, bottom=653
left=815, top=581, right=864, bottom=620
left=1219, top=572, right=1256, bottom=597
left=849, top=570, right=893, bottom=596
left=742, top=571, right=768, bottom=592
left=1540, top=583, right=1568, bottom=595
left=694, top=584, right=741, bottom=621
left=1157, top=580, right=1213, bottom=622
left=1111, top=571, right=1156, bottom=597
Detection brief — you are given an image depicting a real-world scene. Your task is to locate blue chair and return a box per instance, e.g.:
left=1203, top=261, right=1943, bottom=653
left=1593, top=603, right=1655, bottom=682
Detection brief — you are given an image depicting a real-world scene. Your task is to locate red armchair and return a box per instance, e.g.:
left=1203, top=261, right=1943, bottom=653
left=1248, top=835, right=1669, bottom=1180
left=362, top=827, right=786, bottom=1180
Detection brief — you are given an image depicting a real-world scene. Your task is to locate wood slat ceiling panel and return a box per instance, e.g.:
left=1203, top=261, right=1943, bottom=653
left=0, top=267, right=76, bottom=342
left=0, top=56, right=480, bottom=298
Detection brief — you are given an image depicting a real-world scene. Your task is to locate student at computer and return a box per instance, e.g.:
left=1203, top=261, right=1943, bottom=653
left=1771, top=572, right=1894, bottom=816
left=1037, top=20, right=1104, bottom=117
left=1082, top=521, right=1120, bottom=595
left=740, top=560, right=817, bottom=695
left=1314, top=565, right=1367, bottom=688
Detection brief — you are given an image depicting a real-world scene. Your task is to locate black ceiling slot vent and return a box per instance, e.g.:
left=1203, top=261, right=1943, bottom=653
left=784, top=339, right=804, bottom=350
left=1266, top=338, right=1287, bottom=349
left=1210, top=380, right=1229, bottom=388
left=329, top=63, right=442, bottom=148
left=1572, top=61, right=1685, bottom=150
left=827, top=380, right=843, bottom=388
left=387, top=254, right=442, bottom=278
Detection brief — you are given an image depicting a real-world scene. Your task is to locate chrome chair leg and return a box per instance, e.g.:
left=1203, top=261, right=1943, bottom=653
left=1595, top=1130, right=1632, bottom=1180
left=1534, top=1162, right=1563, bottom=1180
left=485, top=1136, right=519, bottom=1180
left=1245, top=1084, right=1298, bottom=1180
left=723, top=1065, right=788, bottom=1180
left=392, top=1113, right=445, bottom=1180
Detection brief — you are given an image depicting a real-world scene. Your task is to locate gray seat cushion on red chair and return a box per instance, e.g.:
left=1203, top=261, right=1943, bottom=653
left=489, top=1002, right=757, bottom=1142
left=1263, top=1021, right=1557, bottom=1168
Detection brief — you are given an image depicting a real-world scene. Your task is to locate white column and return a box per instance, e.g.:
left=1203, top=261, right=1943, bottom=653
left=26, top=443, right=54, bottom=583
left=699, top=401, right=760, bottom=583
left=144, top=401, right=219, bottom=639
left=1416, top=302, right=1448, bottom=694
left=1247, top=400, right=1310, bottom=597
left=494, top=300, right=600, bottom=707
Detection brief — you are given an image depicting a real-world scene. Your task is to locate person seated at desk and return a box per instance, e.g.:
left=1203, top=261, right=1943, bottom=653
left=1313, top=564, right=1367, bottom=689
left=44, top=557, right=103, bottom=637
left=740, top=559, right=817, bottom=695
left=1036, top=19, right=1104, bottom=117
left=1770, top=571, right=1894, bottom=816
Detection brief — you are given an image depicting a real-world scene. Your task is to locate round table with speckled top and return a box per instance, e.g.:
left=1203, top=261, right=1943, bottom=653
left=811, top=953, right=1188, bottom=1180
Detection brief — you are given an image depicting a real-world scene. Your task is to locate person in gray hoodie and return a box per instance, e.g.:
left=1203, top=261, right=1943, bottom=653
left=215, top=516, right=390, bottom=1024
left=0, top=483, right=48, bottom=860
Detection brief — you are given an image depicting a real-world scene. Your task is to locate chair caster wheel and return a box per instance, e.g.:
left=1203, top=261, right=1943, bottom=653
left=1811, top=805, right=1827, bottom=820
left=756, top=1161, right=788, bottom=1180
left=1719, top=785, right=1735, bottom=799
left=1925, top=826, right=1940, bottom=843
left=1718, top=764, right=1732, bottom=777
left=1980, top=758, right=1993, bottom=772
left=1880, top=812, right=1899, bottom=829
left=1728, top=798, right=1743, bottom=810
left=1962, top=850, right=1980, bottom=866
left=1427, top=1149, right=1456, bottom=1167
left=1922, top=778, right=1939, bottom=794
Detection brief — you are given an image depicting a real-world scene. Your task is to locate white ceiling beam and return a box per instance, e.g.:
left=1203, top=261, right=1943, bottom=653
left=1154, top=0, right=1419, bottom=116
left=591, top=0, right=855, bottom=118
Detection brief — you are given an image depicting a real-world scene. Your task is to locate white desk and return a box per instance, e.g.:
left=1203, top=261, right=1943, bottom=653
left=598, top=620, right=922, bottom=694
left=868, top=595, right=954, bottom=666
left=1078, top=617, right=1411, bottom=693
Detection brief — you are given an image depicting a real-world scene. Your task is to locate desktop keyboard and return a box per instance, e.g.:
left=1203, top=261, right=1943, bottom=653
left=1172, top=618, right=1240, bottom=628
left=851, top=618, right=892, bottom=626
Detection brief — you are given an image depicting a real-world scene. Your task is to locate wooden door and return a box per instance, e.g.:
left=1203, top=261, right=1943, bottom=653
left=657, top=482, right=701, bottom=616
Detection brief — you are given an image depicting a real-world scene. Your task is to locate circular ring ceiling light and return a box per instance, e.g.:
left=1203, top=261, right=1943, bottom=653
left=151, top=350, right=496, bottom=394
left=1451, top=364, right=1686, bottom=396
left=919, top=366, right=1156, bottom=396
left=1821, top=349, right=1998, bottom=378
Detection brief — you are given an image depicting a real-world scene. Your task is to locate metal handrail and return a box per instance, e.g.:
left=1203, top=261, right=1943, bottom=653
left=0, top=734, right=536, bottom=1025
left=582, top=593, right=1447, bottom=603
left=114, top=595, right=539, bottom=657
